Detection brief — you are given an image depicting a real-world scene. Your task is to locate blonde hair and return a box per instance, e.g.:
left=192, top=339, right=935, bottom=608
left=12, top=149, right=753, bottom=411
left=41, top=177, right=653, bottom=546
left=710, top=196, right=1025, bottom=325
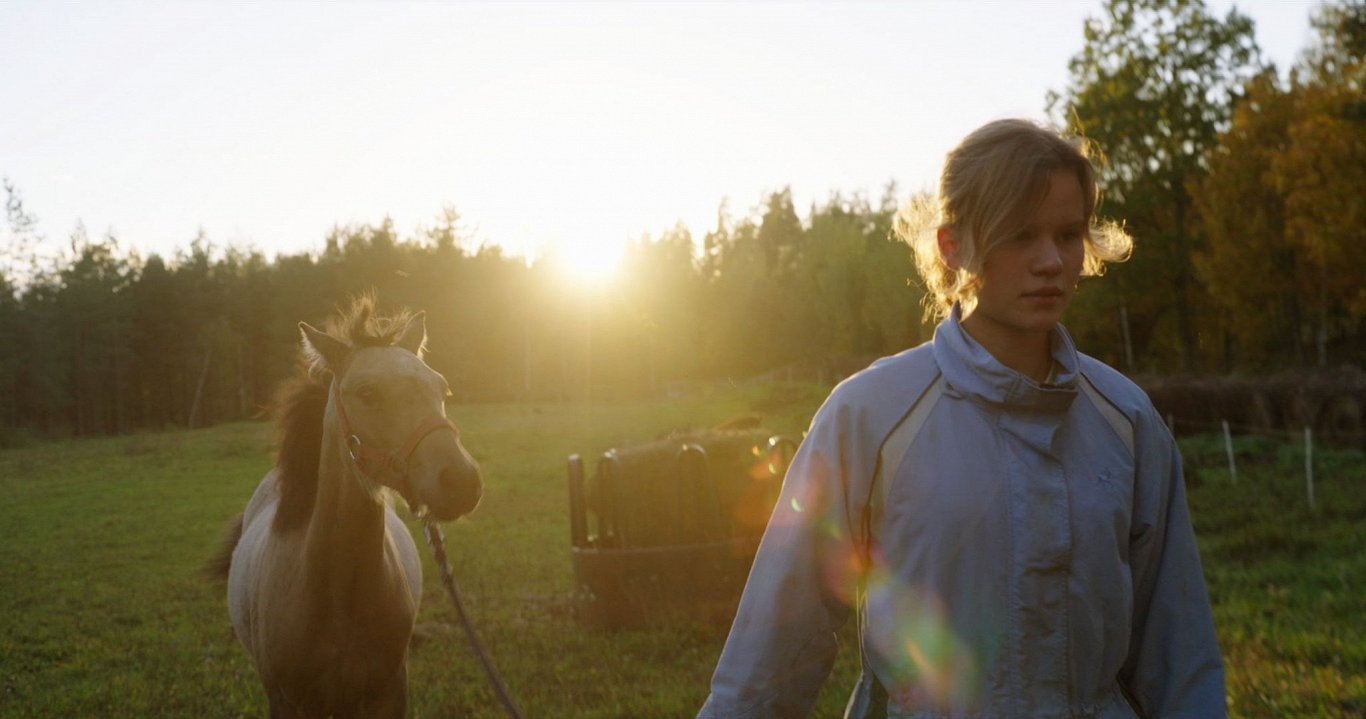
left=895, top=119, right=1132, bottom=319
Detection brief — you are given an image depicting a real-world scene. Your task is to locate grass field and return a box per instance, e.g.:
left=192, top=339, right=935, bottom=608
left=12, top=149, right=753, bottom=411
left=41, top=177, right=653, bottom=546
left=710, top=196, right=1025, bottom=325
left=0, top=381, right=1362, bottom=718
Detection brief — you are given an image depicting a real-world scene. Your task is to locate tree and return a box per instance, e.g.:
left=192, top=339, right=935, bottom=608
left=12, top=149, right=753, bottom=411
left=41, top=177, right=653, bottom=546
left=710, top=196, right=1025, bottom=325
left=2, top=179, right=42, bottom=290
left=756, top=187, right=804, bottom=276
left=1300, top=0, right=1366, bottom=88
left=1193, top=1, right=1365, bottom=369
left=1050, top=0, right=1262, bottom=371
left=1275, top=0, right=1366, bottom=365
left=0, top=180, right=40, bottom=435
left=55, top=228, right=135, bottom=434
left=614, top=222, right=703, bottom=393
left=422, top=204, right=476, bottom=253
left=1192, top=71, right=1306, bottom=368
left=702, top=212, right=769, bottom=377
left=862, top=183, right=928, bottom=355
left=128, top=253, right=183, bottom=427
left=801, top=193, right=872, bottom=358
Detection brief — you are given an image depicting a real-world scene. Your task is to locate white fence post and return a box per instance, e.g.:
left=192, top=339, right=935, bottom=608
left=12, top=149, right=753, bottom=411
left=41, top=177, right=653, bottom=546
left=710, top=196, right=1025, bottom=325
left=1305, top=426, right=1316, bottom=511
left=1222, top=420, right=1237, bottom=484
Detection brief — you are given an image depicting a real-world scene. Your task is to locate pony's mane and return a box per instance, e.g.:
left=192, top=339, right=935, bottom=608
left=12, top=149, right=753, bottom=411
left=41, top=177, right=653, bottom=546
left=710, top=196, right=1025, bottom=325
left=301, top=295, right=421, bottom=377
left=273, top=295, right=418, bottom=532
left=271, top=373, right=328, bottom=532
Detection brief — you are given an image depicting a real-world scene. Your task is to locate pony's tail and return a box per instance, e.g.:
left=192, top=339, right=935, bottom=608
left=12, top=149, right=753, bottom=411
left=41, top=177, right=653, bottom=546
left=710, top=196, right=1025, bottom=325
left=203, top=512, right=244, bottom=582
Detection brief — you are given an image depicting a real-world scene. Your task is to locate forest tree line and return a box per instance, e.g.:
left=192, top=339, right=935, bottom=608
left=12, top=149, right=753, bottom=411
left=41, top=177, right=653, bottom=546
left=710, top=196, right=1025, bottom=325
left=1, top=0, right=1362, bottom=441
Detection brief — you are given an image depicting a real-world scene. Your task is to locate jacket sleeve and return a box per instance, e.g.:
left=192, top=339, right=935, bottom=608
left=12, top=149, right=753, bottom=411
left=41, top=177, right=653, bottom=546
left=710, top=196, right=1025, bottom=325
left=698, top=397, right=869, bottom=719
left=1121, top=411, right=1227, bottom=718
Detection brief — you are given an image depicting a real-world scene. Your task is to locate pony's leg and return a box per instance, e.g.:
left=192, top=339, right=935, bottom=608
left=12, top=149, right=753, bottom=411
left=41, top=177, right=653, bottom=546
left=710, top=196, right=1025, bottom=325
left=266, top=687, right=307, bottom=719
left=355, top=663, right=409, bottom=719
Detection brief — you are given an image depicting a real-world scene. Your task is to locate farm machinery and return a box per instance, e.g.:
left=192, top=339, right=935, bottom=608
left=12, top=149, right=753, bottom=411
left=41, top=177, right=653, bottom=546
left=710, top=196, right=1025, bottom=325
left=566, top=429, right=798, bottom=629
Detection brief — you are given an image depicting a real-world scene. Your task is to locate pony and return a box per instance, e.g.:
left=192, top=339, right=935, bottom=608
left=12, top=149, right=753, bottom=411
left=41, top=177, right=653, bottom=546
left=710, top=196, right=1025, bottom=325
left=210, top=299, right=483, bottom=717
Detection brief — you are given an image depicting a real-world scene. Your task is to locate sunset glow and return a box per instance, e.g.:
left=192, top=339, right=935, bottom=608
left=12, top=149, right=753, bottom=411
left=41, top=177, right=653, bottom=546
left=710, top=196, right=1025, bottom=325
left=0, top=2, right=1315, bottom=264
left=550, top=235, right=624, bottom=287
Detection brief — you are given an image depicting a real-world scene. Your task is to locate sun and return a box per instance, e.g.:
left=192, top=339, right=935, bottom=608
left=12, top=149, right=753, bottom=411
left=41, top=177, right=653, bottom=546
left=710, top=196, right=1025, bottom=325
left=551, top=235, right=623, bottom=287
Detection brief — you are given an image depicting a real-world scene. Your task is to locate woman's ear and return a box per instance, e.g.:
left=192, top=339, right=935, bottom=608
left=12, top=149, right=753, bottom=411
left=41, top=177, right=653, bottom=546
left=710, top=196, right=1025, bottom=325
left=937, top=226, right=962, bottom=271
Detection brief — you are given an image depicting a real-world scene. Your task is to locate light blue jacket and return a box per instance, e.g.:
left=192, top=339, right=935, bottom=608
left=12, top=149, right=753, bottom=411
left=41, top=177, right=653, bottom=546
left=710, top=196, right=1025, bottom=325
left=699, top=310, right=1225, bottom=718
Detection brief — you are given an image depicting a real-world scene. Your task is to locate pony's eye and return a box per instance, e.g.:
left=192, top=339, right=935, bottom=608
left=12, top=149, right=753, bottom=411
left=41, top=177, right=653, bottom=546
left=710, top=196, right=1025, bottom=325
left=356, top=386, right=379, bottom=403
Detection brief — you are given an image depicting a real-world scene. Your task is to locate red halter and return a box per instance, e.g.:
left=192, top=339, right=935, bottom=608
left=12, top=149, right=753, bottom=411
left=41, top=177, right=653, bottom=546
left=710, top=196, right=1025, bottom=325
left=331, top=380, right=460, bottom=491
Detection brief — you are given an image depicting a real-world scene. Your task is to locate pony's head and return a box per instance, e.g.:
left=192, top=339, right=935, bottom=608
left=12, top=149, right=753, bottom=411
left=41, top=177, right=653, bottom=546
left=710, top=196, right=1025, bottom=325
left=299, top=299, right=482, bottom=522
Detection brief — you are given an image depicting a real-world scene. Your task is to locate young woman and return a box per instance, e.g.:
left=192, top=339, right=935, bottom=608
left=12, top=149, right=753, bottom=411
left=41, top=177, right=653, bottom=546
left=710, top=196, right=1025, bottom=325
left=697, top=119, right=1225, bottom=718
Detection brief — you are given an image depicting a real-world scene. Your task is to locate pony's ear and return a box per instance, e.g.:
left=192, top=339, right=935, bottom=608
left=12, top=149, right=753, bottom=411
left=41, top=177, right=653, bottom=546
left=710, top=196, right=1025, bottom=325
left=395, top=311, right=427, bottom=356
left=299, top=322, right=350, bottom=372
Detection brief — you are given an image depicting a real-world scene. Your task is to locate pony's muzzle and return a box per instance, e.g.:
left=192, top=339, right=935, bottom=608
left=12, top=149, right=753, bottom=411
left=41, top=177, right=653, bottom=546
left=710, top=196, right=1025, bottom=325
left=414, top=449, right=482, bottom=522
left=432, top=462, right=483, bottom=520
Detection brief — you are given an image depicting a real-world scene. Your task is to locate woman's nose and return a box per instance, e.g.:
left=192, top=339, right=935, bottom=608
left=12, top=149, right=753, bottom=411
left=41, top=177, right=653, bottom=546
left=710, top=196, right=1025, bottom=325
left=1033, top=238, right=1064, bottom=274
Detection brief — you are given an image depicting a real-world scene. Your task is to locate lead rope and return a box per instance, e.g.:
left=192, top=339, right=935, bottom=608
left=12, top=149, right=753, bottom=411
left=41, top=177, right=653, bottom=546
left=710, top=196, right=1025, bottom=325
left=421, top=520, right=528, bottom=719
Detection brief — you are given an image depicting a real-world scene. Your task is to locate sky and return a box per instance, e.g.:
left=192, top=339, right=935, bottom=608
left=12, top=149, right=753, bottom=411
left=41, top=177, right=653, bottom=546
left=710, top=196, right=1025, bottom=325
left=0, top=0, right=1322, bottom=277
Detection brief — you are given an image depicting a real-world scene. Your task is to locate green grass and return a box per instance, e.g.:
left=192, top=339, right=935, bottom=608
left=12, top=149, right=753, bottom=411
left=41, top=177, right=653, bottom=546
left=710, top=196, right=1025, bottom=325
left=1181, top=434, right=1366, bottom=718
left=0, top=383, right=1361, bottom=718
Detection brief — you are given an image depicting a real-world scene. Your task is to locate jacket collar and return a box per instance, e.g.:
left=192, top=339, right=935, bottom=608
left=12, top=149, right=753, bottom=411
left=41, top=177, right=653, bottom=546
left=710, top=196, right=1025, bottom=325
left=931, top=304, right=1079, bottom=414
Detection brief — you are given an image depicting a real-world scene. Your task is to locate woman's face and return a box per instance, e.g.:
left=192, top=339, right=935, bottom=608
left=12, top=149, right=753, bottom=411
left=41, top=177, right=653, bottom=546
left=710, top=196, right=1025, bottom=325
left=965, top=168, right=1087, bottom=345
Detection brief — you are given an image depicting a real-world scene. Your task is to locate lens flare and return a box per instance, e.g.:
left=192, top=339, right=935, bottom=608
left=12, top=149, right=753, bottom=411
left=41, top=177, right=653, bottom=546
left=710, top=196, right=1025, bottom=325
left=748, top=445, right=989, bottom=713
left=766, top=454, right=831, bottom=530
left=863, top=569, right=983, bottom=712
left=817, top=531, right=867, bottom=605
